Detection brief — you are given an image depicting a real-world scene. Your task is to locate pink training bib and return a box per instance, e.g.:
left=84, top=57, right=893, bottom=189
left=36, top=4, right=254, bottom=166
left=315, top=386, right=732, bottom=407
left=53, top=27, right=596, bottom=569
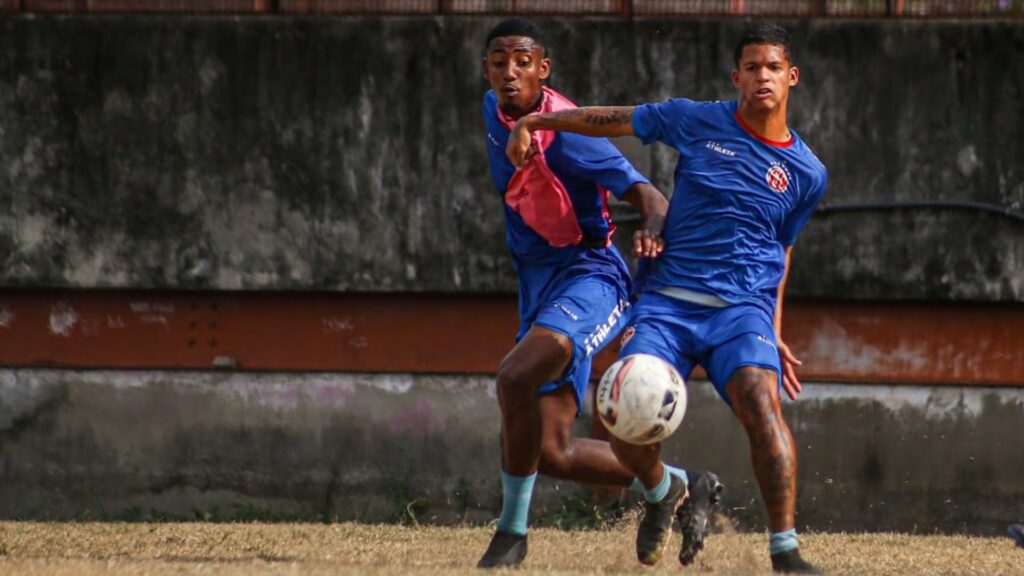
left=498, top=87, right=585, bottom=248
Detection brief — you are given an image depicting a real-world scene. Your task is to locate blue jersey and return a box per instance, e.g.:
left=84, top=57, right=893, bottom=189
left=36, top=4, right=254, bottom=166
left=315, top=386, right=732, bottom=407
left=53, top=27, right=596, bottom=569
left=483, top=89, right=647, bottom=319
left=632, top=98, right=828, bottom=315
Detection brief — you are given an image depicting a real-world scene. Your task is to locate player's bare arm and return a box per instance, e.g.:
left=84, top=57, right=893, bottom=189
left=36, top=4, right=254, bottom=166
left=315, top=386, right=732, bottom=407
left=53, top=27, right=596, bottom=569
left=506, top=106, right=636, bottom=167
left=622, top=183, right=668, bottom=259
left=774, top=246, right=803, bottom=400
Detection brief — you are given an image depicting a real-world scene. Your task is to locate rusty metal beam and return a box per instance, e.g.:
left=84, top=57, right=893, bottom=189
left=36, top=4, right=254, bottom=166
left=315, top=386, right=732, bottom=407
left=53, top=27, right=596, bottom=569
left=0, top=291, right=1020, bottom=386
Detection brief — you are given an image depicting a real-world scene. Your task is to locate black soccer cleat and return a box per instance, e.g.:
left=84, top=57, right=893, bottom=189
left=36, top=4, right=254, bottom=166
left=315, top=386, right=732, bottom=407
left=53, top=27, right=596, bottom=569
left=477, top=531, right=528, bottom=569
left=676, top=469, right=724, bottom=566
left=771, top=548, right=823, bottom=574
left=635, top=473, right=686, bottom=565
left=1009, top=524, right=1024, bottom=549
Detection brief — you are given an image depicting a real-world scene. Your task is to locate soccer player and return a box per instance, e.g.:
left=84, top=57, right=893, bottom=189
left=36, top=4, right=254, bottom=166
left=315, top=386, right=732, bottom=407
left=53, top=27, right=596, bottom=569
left=477, top=18, right=723, bottom=569
left=506, top=23, right=828, bottom=574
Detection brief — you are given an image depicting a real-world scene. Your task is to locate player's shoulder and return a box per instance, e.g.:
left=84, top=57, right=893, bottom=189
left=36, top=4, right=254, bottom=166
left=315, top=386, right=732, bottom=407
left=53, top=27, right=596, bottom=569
left=788, top=135, right=828, bottom=191
left=643, top=96, right=722, bottom=114
left=790, top=134, right=827, bottom=172
left=482, top=90, right=498, bottom=114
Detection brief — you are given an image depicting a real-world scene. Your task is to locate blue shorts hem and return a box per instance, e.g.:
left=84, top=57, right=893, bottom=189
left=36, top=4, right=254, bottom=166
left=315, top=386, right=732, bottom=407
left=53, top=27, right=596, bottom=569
left=532, top=321, right=586, bottom=415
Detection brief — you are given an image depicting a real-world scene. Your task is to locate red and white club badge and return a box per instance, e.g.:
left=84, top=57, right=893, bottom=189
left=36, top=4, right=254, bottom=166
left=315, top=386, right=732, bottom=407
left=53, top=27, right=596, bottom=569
left=766, top=164, right=790, bottom=193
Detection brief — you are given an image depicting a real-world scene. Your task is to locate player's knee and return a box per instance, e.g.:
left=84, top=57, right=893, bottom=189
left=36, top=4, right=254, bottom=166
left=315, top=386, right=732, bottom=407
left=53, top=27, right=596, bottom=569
left=495, top=363, right=534, bottom=411
left=728, top=367, right=779, bottom=420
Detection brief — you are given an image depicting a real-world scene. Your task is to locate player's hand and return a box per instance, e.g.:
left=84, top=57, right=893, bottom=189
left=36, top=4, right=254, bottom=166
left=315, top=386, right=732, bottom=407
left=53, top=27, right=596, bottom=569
left=777, top=339, right=803, bottom=400
left=507, top=119, right=538, bottom=168
left=633, top=214, right=665, bottom=258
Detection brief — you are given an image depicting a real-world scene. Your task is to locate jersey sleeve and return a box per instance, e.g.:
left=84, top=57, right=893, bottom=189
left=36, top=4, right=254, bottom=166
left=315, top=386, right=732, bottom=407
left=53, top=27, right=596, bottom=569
left=631, top=98, right=697, bottom=148
left=778, top=164, right=828, bottom=247
left=482, top=91, right=515, bottom=194
left=557, top=132, right=649, bottom=200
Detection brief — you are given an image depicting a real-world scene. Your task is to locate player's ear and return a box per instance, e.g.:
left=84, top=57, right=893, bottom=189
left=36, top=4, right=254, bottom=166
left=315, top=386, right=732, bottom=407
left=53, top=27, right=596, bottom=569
left=788, top=66, right=799, bottom=87
left=538, top=57, right=551, bottom=81
left=731, top=68, right=740, bottom=87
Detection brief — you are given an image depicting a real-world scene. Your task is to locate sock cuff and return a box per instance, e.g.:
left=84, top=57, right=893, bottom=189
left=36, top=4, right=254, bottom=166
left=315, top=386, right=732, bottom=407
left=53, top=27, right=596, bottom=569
left=770, top=529, right=799, bottom=554
left=643, top=467, right=672, bottom=503
left=664, top=464, right=688, bottom=487
left=497, top=470, right=538, bottom=537
left=500, top=470, right=538, bottom=493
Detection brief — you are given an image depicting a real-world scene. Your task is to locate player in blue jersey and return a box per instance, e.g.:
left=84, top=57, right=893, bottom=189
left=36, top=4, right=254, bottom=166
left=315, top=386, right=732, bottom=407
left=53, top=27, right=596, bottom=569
left=477, top=18, right=723, bottom=569
left=506, top=24, right=827, bottom=574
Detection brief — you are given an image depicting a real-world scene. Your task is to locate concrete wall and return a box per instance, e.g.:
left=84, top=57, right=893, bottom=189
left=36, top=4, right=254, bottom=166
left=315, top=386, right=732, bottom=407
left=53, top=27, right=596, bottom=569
left=1, top=16, right=1022, bottom=299
left=2, top=369, right=1022, bottom=533
left=2, top=16, right=1022, bottom=531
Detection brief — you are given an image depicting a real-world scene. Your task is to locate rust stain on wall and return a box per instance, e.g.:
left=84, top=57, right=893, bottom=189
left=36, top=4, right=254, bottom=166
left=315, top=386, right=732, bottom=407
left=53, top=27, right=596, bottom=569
left=0, top=291, right=1020, bottom=386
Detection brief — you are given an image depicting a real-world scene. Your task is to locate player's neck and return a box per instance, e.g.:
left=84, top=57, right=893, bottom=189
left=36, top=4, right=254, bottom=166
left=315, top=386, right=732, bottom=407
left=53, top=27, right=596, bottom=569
left=500, top=91, right=545, bottom=120
left=736, top=105, right=791, bottom=143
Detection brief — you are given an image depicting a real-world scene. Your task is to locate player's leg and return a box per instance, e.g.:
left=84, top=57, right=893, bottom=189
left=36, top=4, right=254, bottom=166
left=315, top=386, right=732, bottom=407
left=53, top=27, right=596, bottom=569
left=607, top=433, right=686, bottom=565
left=587, top=381, right=628, bottom=502
left=613, top=293, right=723, bottom=566
left=536, top=384, right=635, bottom=485
left=478, top=325, right=574, bottom=569
left=496, top=326, right=573, bottom=476
left=724, top=368, right=817, bottom=574
left=705, top=306, right=820, bottom=574
left=724, top=367, right=808, bottom=565
left=529, top=276, right=683, bottom=489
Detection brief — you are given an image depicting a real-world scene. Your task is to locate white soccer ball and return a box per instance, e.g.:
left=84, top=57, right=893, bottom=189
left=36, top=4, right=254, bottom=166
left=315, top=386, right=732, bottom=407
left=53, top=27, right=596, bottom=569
left=596, top=353, right=687, bottom=445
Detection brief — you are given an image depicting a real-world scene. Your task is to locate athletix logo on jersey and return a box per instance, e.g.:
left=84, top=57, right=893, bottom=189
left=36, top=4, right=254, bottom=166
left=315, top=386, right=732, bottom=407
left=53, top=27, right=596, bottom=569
left=765, top=162, right=792, bottom=193
left=705, top=141, right=737, bottom=157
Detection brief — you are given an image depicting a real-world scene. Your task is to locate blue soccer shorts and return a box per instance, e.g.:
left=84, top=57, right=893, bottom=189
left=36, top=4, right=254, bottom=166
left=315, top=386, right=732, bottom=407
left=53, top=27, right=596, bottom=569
left=618, top=291, right=782, bottom=405
left=520, top=275, right=630, bottom=413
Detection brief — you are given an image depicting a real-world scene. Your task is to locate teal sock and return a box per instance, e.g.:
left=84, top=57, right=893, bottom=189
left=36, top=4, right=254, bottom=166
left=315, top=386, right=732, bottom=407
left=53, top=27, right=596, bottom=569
left=628, top=464, right=687, bottom=493
left=770, top=529, right=799, bottom=554
left=642, top=467, right=672, bottom=503
left=496, top=470, right=537, bottom=536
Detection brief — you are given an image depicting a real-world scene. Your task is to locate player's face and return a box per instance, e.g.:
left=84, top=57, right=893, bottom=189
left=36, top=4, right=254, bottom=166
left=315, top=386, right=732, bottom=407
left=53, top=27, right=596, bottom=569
left=482, top=36, right=550, bottom=119
left=732, top=43, right=799, bottom=113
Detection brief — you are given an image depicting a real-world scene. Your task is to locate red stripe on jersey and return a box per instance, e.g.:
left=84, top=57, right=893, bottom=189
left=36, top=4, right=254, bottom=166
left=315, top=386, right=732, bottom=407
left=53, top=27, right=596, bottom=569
left=734, top=111, right=794, bottom=148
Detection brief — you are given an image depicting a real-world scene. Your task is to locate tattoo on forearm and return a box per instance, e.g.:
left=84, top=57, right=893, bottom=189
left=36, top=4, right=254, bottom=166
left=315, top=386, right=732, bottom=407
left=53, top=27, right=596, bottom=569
left=544, top=107, right=632, bottom=128
left=581, top=108, right=632, bottom=126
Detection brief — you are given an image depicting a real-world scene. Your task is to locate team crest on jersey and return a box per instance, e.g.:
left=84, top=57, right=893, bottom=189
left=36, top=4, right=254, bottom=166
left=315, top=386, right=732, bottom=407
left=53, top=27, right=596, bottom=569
left=765, top=162, right=792, bottom=193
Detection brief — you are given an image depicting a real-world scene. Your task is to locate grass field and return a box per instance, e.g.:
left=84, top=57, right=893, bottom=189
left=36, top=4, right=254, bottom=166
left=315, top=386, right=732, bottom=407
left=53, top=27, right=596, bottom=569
left=0, top=520, right=1020, bottom=575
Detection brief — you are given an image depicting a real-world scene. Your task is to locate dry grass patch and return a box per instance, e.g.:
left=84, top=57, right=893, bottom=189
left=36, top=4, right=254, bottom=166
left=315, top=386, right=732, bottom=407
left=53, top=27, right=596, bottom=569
left=0, top=521, right=1019, bottom=575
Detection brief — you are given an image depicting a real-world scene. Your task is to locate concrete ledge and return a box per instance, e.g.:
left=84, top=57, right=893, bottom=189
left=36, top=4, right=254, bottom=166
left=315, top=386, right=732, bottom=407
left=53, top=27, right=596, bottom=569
left=2, top=369, right=1021, bottom=532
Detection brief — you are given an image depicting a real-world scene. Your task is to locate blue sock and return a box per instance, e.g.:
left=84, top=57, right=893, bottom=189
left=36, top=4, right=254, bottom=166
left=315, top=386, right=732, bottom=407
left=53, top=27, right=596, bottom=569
left=770, top=529, right=799, bottom=554
left=628, top=464, right=688, bottom=493
left=642, top=467, right=672, bottom=503
left=496, top=470, right=537, bottom=536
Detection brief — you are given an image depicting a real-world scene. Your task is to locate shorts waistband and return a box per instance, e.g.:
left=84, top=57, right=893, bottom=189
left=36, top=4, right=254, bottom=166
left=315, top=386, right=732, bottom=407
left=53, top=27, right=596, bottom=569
left=654, top=287, right=730, bottom=308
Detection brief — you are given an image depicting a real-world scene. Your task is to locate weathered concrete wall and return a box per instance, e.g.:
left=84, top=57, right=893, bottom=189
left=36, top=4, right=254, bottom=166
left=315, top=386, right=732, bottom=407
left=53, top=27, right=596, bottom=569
left=0, top=17, right=1021, bottom=299
left=2, top=369, right=1022, bottom=533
